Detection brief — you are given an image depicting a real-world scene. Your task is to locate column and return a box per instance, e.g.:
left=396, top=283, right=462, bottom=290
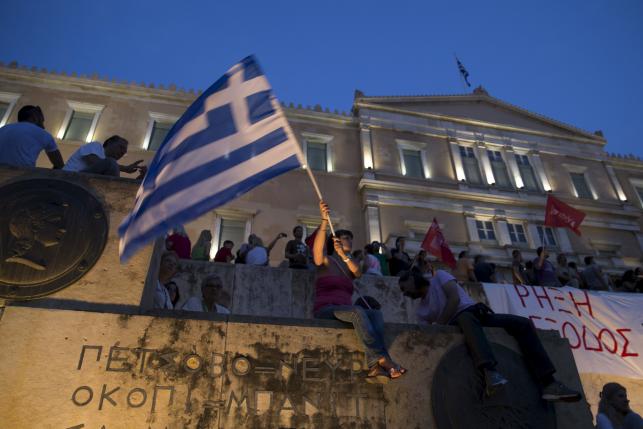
left=360, top=126, right=374, bottom=170
left=604, top=163, right=627, bottom=201
left=529, top=152, right=552, bottom=192
left=475, top=141, right=495, bottom=185
left=495, top=220, right=512, bottom=247
left=556, top=228, right=573, bottom=253
left=364, top=205, right=382, bottom=244
left=503, top=146, right=523, bottom=188
left=449, top=139, right=466, bottom=181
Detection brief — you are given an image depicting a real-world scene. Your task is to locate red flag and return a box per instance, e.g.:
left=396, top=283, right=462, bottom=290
left=544, top=195, right=586, bottom=236
left=421, top=218, right=457, bottom=269
left=304, top=226, right=320, bottom=250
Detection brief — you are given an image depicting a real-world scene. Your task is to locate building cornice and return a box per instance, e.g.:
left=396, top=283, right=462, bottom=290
left=356, top=102, right=605, bottom=146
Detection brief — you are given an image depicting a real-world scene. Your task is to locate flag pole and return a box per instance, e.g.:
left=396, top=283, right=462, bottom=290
left=273, top=96, right=336, bottom=237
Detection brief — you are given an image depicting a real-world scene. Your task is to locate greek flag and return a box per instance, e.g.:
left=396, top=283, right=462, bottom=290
left=456, top=57, right=471, bottom=87
left=119, top=56, right=303, bottom=261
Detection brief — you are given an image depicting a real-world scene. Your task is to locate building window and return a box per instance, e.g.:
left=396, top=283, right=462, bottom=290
left=401, top=148, right=424, bottom=178
left=636, top=187, right=643, bottom=207
left=148, top=121, right=173, bottom=151
left=570, top=172, right=593, bottom=199
left=217, top=218, right=247, bottom=251
left=488, top=150, right=511, bottom=188
left=303, top=133, right=333, bottom=172
left=536, top=226, right=557, bottom=247
left=507, top=223, right=527, bottom=244
left=515, top=154, right=539, bottom=191
left=57, top=101, right=104, bottom=142
left=460, top=146, right=482, bottom=184
left=476, top=220, right=496, bottom=241
left=0, top=91, right=21, bottom=127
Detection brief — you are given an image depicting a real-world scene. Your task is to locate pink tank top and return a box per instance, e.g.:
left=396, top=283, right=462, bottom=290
left=313, top=275, right=354, bottom=313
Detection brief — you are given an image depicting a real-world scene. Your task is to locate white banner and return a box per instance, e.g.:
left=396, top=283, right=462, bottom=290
left=482, top=284, right=643, bottom=380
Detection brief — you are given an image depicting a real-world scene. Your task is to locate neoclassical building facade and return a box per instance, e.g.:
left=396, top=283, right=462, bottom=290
left=1, top=61, right=642, bottom=279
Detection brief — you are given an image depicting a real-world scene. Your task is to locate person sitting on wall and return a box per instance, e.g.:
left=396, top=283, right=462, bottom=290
left=155, top=251, right=178, bottom=309
left=313, top=200, right=406, bottom=383
left=0, top=105, right=64, bottom=169
left=214, top=240, right=235, bottom=263
left=596, top=382, right=643, bottom=429
left=398, top=266, right=582, bottom=401
left=363, top=244, right=383, bottom=276
left=165, top=226, right=191, bottom=259
left=63, top=135, right=146, bottom=178
left=581, top=256, right=610, bottom=291
left=183, top=274, right=231, bottom=314
left=474, top=254, right=496, bottom=283
left=454, top=251, right=477, bottom=283
left=370, top=241, right=390, bottom=276
left=246, top=232, right=287, bottom=266
left=191, top=230, right=213, bottom=261
left=284, top=225, right=310, bottom=269
left=389, top=237, right=411, bottom=276
left=533, top=247, right=561, bottom=287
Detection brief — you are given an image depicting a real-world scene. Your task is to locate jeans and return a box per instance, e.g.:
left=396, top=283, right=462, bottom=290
left=315, top=305, right=389, bottom=367
left=452, top=304, right=556, bottom=384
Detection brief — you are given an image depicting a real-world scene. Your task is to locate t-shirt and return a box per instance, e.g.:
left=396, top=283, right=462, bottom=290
left=416, top=270, right=476, bottom=325
left=389, top=250, right=411, bottom=276
left=0, top=122, right=58, bottom=167
left=246, top=246, right=268, bottom=265
left=214, top=247, right=232, bottom=263
left=474, top=262, right=495, bottom=283
left=154, top=281, right=173, bottom=309
left=285, top=239, right=308, bottom=269
left=364, top=254, right=382, bottom=276
left=583, top=264, right=607, bottom=290
left=533, top=258, right=560, bottom=286
left=63, top=141, right=105, bottom=172
left=374, top=254, right=389, bottom=276
left=166, top=234, right=192, bottom=259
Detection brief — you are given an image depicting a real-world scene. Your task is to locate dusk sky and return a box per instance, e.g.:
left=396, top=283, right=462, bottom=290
left=1, top=0, right=641, bottom=156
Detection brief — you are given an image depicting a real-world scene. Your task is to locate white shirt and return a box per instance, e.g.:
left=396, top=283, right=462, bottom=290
left=246, top=246, right=268, bottom=265
left=0, top=122, right=58, bottom=167
left=154, top=281, right=173, bottom=309
left=182, top=296, right=230, bottom=314
left=63, top=141, right=105, bottom=172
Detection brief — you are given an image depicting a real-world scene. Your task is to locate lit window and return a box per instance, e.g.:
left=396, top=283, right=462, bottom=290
left=63, top=110, right=94, bottom=141
left=488, top=150, right=511, bottom=188
left=0, top=91, right=21, bottom=127
left=303, top=133, right=333, bottom=172
left=217, top=218, right=247, bottom=251
left=57, top=101, right=103, bottom=142
left=507, top=223, right=527, bottom=244
left=570, top=172, right=593, bottom=199
left=402, top=148, right=424, bottom=178
left=0, top=102, right=9, bottom=124
left=460, top=146, right=482, bottom=184
left=536, top=226, right=557, bottom=247
left=636, top=187, right=643, bottom=207
left=147, top=121, right=173, bottom=151
left=476, top=220, right=496, bottom=241
left=515, top=155, right=539, bottom=191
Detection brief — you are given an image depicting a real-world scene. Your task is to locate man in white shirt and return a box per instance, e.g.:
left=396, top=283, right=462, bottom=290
left=246, top=232, right=287, bottom=266
left=182, top=274, right=230, bottom=314
left=399, top=266, right=581, bottom=402
left=0, top=105, right=64, bottom=168
left=63, top=135, right=145, bottom=177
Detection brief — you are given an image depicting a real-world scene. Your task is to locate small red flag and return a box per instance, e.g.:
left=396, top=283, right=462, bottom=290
left=421, top=218, right=457, bottom=269
left=544, top=195, right=586, bottom=236
left=304, top=226, right=320, bottom=250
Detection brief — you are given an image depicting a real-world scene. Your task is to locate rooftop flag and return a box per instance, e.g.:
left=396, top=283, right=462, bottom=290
left=456, top=57, right=471, bottom=87
left=119, top=56, right=303, bottom=261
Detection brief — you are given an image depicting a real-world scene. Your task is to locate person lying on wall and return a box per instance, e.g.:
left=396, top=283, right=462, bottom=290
left=312, top=199, right=406, bottom=384
left=398, top=264, right=582, bottom=402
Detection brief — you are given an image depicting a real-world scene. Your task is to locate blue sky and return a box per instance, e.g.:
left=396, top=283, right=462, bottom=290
left=1, top=0, right=642, bottom=156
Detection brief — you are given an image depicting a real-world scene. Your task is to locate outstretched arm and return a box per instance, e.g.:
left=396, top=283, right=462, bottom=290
left=266, top=232, right=287, bottom=254
left=313, top=201, right=330, bottom=266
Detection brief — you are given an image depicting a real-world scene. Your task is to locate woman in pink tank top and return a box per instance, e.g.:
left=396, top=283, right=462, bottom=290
left=312, top=200, right=406, bottom=383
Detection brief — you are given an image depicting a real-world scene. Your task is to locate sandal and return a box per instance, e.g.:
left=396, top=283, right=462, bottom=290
left=377, top=357, right=407, bottom=380
left=365, top=364, right=391, bottom=384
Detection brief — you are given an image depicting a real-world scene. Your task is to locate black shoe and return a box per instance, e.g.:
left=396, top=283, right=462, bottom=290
left=484, top=369, right=508, bottom=397
left=542, top=380, right=582, bottom=402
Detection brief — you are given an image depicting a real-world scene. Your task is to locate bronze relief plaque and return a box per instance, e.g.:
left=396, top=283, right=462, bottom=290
left=0, top=178, right=108, bottom=300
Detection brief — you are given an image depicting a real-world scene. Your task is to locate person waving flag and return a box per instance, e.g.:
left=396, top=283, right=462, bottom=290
left=119, top=56, right=303, bottom=261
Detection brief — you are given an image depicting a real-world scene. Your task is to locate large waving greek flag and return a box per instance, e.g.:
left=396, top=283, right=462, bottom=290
left=119, top=56, right=303, bottom=261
